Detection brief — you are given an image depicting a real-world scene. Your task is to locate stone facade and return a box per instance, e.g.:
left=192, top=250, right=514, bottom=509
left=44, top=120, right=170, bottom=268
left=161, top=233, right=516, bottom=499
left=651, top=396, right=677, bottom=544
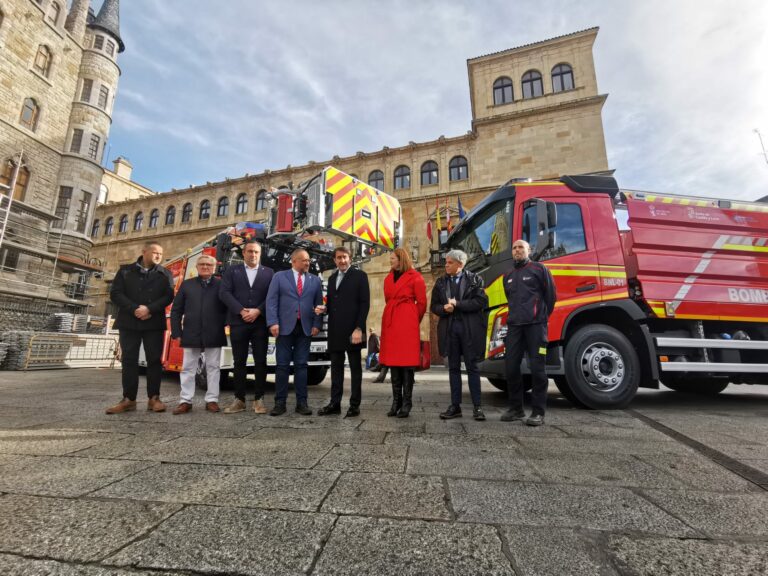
left=0, top=0, right=123, bottom=313
left=91, top=28, right=610, bottom=337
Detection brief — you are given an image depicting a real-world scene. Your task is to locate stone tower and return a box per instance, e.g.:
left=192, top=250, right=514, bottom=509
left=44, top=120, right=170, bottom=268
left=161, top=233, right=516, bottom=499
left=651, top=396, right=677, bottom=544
left=53, top=0, right=124, bottom=262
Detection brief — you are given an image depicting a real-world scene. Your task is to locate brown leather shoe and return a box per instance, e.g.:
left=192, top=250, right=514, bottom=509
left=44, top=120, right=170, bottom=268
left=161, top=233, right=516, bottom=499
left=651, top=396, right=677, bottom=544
left=223, top=398, right=246, bottom=414
left=147, top=396, right=166, bottom=413
left=173, top=402, right=192, bottom=415
left=105, top=398, right=136, bottom=414
left=252, top=399, right=268, bottom=414
left=206, top=402, right=220, bottom=413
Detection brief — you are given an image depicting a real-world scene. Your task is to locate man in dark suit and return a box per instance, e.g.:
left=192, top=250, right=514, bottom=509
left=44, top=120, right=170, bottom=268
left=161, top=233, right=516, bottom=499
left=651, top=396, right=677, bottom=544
left=219, top=240, right=275, bottom=414
left=266, top=248, right=323, bottom=416
left=170, top=254, right=228, bottom=414
left=106, top=242, right=174, bottom=414
left=317, top=247, right=369, bottom=417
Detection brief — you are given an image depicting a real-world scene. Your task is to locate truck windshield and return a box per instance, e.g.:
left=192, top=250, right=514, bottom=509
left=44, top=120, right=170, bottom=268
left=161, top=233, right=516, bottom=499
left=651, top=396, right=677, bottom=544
left=447, top=200, right=511, bottom=269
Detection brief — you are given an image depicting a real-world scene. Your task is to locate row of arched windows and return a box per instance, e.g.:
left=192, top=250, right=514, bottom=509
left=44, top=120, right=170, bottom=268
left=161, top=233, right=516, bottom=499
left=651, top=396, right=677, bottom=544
left=92, top=191, right=271, bottom=238
left=493, top=63, right=575, bottom=105
left=368, top=156, right=468, bottom=191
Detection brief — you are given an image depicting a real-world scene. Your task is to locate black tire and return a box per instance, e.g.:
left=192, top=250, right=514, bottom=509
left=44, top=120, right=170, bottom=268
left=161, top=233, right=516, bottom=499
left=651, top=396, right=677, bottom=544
left=564, top=324, right=640, bottom=409
left=307, top=366, right=328, bottom=386
left=553, top=375, right=585, bottom=407
left=662, top=375, right=729, bottom=396
left=487, top=377, right=507, bottom=391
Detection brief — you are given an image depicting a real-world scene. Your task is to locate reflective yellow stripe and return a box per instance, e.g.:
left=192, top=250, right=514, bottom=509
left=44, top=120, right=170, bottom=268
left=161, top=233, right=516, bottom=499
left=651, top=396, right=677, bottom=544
left=722, top=244, right=768, bottom=253
left=538, top=347, right=547, bottom=355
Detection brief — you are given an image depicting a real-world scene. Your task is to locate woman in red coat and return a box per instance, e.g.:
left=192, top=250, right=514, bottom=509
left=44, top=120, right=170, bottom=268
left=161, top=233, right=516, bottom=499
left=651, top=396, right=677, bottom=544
left=379, top=247, right=427, bottom=417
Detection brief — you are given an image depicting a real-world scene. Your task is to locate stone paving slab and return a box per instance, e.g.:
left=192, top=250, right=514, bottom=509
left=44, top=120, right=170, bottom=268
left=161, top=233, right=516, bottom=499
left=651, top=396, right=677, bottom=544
left=0, top=429, right=130, bottom=456
left=501, top=526, right=619, bottom=576
left=635, top=453, right=759, bottom=492
left=321, top=471, right=451, bottom=520
left=0, top=554, right=180, bottom=575
left=0, top=454, right=156, bottom=497
left=553, top=424, right=672, bottom=441
left=248, top=426, right=386, bottom=445
left=528, top=453, right=687, bottom=489
left=107, top=505, right=336, bottom=576
left=0, top=494, right=181, bottom=562
left=94, top=462, right=339, bottom=512
left=515, top=437, right=695, bottom=456
left=448, top=479, right=697, bottom=536
left=607, top=535, right=768, bottom=576
left=69, top=432, right=183, bottom=459
left=118, top=436, right=333, bottom=468
left=641, top=489, right=768, bottom=537
left=461, top=419, right=568, bottom=437
left=742, top=459, right=768, bottom=475
left=358, top=418, right=427, bottom=433
left=407, top=445, right=540, bottom=482
left=313, top=516, right=515, bottom=576
left=315, top=443, right=408, bottom=473
left=385, top=431, right=521, bottom=451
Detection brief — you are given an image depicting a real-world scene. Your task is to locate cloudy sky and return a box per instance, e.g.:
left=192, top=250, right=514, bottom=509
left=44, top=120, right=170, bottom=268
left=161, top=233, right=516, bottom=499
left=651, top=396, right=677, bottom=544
left=106, top=0, right=768, bottom=201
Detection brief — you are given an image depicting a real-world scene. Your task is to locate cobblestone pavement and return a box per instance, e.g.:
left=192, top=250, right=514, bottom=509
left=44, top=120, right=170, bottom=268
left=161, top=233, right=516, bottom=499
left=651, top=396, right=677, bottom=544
left=0, top=368, right=766, bottom=575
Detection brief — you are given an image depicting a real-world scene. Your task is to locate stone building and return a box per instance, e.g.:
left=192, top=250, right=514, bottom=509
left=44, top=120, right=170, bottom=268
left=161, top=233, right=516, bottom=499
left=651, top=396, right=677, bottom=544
left=0, top=0, right=123, bottom=326
left=91, top=28, right=610, bottom=338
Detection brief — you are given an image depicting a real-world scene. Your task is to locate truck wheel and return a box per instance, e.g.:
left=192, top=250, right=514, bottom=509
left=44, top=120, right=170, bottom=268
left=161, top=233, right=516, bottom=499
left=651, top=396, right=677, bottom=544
left=564, top=324, right=640, bottom=409
left=553, top=375, right=584, bottom=407
left=487, top=377, right=507, bottom=391
left=307, top=366, right=328, bottom=386
left=662, top=375, right=729, bottom=396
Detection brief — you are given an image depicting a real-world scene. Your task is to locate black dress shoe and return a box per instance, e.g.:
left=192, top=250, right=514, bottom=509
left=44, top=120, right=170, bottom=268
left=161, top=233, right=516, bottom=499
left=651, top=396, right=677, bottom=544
left=525, top=413, right=545, bottom=427
left=500, top=408, right=526, bottom=422
left=317, top=404, right=341, bottom=416
left=295, top=404, right=313, bottom=416
left=345, top=406, right=360, bottom=418
left=473, top=406, right=486, bottom=421
left=439, top=405, right=462, bottom=420
left=270, top=403, right=286, bottom=416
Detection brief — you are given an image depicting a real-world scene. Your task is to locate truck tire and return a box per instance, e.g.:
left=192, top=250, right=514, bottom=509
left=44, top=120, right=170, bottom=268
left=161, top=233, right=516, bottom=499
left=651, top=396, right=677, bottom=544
left=564, top=324, right=640, bottom=409
left=487, top=377, right=507, bottom=391
left=307, top=366, right=328, bottom=386
left=662, top=375, right=729, bottom=396
left=553, top=375, right=584, bottom=407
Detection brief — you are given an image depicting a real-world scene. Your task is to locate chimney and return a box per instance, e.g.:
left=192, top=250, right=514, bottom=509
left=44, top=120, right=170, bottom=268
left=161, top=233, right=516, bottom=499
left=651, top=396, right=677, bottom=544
left=113, top=157, right=133, bottom=180
left=64, top=0, right=89, bottom=41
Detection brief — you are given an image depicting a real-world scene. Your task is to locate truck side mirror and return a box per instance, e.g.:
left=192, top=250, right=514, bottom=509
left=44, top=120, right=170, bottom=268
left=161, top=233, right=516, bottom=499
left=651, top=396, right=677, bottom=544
left=532, top=199, right=557, bottom=260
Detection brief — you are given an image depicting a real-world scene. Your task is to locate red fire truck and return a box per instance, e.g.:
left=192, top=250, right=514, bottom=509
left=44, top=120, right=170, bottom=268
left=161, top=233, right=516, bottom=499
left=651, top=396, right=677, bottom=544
left=443, top=174, right=768, bottom=408
left=154, top=167, right=403, bottom=386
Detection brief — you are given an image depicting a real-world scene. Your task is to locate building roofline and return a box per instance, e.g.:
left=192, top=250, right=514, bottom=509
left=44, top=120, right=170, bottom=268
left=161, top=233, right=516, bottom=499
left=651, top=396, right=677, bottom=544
left=467, top=27, right=599, bottom=64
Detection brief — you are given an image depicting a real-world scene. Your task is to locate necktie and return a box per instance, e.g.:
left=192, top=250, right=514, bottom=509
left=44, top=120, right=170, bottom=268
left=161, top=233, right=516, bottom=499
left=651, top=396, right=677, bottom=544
left=297, top=273, right=303, bottom=319
left=452, top=275, right=460, bottom=297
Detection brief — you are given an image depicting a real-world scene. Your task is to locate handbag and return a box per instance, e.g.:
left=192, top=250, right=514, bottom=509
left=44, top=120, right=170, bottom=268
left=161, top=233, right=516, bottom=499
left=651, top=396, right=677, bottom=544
left=415, top=340, right=431, bottom=372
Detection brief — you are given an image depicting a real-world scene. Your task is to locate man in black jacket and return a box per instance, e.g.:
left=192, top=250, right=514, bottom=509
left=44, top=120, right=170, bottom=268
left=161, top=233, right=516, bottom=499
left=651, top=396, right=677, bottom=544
left=500, top=239, right=557, bottom=426
left=106, top=242, right=174, bottom=414
left=170, top=254, right=228, bottom=414
left=317, top=247, right=370, bottom=418
left=431, top=249, right=488, bottom=421
left=219, top=240, right=274, bottom=414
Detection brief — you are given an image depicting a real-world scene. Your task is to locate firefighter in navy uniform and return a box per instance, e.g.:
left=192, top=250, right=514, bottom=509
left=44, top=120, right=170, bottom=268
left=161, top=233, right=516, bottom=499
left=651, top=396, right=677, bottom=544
left=500, top=239, right=557, bottom=426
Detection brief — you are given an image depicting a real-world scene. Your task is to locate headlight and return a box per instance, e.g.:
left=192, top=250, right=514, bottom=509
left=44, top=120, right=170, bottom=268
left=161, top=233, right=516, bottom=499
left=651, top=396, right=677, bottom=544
left=488, top=312, right=508, bottom=357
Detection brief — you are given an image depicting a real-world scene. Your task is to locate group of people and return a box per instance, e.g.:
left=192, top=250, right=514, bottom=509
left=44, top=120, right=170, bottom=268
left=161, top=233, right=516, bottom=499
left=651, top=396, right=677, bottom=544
left=105, top=238, right=556, bottom=425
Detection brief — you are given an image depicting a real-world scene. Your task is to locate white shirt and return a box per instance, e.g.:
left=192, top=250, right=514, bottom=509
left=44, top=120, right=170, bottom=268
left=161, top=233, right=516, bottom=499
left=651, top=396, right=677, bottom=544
left=244, top=264, right=259, bottom=287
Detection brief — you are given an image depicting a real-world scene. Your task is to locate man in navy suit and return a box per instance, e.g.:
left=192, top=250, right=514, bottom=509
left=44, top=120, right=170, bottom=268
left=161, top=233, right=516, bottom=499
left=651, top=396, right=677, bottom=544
left=266, top=248, right=323, bottom=416
left=219, top=240, right=275, bottom=414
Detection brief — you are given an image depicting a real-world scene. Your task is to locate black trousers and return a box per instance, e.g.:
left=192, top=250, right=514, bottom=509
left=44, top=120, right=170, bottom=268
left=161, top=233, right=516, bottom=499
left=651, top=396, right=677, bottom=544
left=447, top=319, right=481, bottom=406
left=329, top=349, right=362, bottom=408
left=119, top=329, right=164, bottom=401
left=505, top=323, right=548, bottom=415
left=230, top=324, right=268, bottom=401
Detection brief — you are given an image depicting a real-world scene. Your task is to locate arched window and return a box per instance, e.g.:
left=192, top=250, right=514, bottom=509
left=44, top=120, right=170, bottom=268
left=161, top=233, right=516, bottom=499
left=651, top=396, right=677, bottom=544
left=368, top=170, right=384, bottom=190
left=394, top=165, right=410, bottom=190
left=449, top=156, right=469, bottom=181
left=217, top=196, right=229, bottom=217
left=522, top=70, right=544, bottom=99
left=420, top=161, right=439, bottom=186
left=133, top=211, right=143, bottom=231
left=91, top=219, right=100, bottom=238
left=47, top=2, right=61, bottom=25
left=165, top=206, right=176, bottom=225
left=0, top=161, right=30, bottom=201
left=118, top=214, right=128, bottom=233
left=148, top=209, right=159, bottom=228
left=493, top=77, right=513, bottom=105
left=33, top=45, right=52, bottom=77
left=552, top=63, right=574, bottom=93
left=181, top=203, right=192, bottom=223
left=19, top=98, right=40, bottom=131
left=235, top=193, right=248, bottom=214
left=104, top=216, right=113, bottom=236
left=255, top=190, right=267, bottom=211
left=199, top=200, right=210, bottom=220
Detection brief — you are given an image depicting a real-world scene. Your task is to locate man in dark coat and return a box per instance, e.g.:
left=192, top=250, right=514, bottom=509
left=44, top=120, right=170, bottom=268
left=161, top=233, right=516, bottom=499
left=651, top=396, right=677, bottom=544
left=170, top=254, right=228, bottom=414
left=500, top=239, right=557, bottom=426
left=106, top=242, right=174, bottom=414
left=430, top=249, right=488, bottom=421
left=317, top=247, right=370, bottom=417
left=219, top=240, right=274, bottom=414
